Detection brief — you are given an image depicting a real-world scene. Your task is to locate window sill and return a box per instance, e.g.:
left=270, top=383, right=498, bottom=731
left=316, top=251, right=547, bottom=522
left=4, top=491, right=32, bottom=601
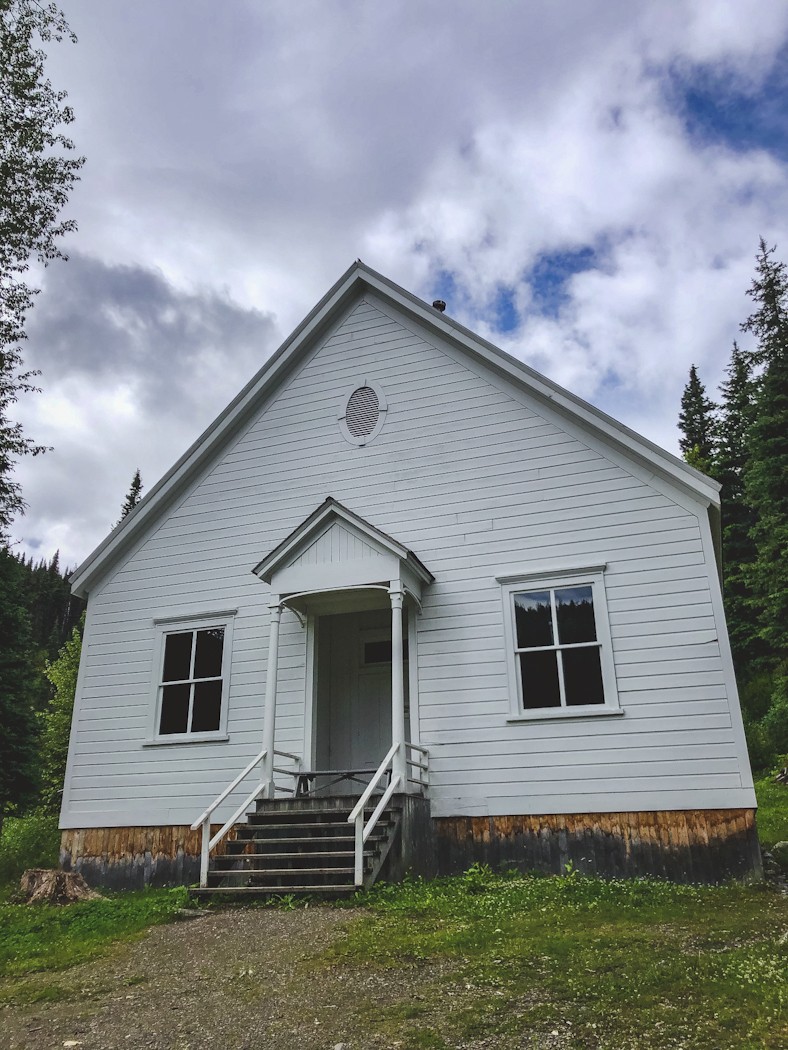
left=507, top=707, right=624, bottom=724
left=143, top=734, right=229, bottom=748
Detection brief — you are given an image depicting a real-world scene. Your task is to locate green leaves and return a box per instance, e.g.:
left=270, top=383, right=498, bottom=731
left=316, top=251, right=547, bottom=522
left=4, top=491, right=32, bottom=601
left=0, top=0, right=84, bottom=537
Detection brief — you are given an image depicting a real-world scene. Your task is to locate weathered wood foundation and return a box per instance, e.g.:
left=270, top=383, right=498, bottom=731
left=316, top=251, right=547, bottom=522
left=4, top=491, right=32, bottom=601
left=61, top=807, right=762, bottom=889
left=434, top=809, right=763, bottom=883
left=60, top=825, right=231, bottom=890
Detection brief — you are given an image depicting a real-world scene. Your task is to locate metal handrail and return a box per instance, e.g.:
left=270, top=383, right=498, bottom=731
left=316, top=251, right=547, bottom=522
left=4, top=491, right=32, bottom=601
left=190, top=746, right=301, bottom=887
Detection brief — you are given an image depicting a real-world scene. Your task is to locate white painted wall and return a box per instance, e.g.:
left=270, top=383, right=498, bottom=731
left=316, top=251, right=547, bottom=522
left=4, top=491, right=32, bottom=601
left=60, top=293, right=755, bottom=829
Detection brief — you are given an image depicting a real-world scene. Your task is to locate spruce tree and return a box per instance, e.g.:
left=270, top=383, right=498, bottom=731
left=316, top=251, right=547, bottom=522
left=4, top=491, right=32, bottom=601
left=716, top=343, right=760, bottom=674
left=678, top=364, right=716, bottom=474
left=0, top=546, right=39, bottom=832
left=119, top=468, right=143, bottom=522
left=740, top=239, right=788, bottom=716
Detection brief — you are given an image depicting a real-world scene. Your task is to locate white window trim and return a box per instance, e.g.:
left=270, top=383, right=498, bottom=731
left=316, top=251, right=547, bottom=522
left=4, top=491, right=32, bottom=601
left=497, top=566, right=623, bottom=722
left=337, top=378, right=388, bottom=447
left=144, top=612, right=235, bottom=745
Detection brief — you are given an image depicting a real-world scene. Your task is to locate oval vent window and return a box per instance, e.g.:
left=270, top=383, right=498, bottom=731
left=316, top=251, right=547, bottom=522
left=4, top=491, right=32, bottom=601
left=345, top=385, right=380, bottom=438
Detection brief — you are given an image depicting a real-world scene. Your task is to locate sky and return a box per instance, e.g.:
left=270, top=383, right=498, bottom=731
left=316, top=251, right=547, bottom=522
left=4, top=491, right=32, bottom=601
left=11, top=0, right=788, bottom=570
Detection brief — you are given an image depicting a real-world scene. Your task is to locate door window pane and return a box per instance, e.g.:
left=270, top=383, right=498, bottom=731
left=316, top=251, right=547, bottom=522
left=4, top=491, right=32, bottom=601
left=555, top=586, right=596, bottom=644
left=162, top=632, right=192, bottom=682
left=519, top=650, right=561, bottom=708
left=159, top=683, right=190, bottom=734
left=562, top=647, right=604, bottom=705
left=514, top=591, right=554, bottom=648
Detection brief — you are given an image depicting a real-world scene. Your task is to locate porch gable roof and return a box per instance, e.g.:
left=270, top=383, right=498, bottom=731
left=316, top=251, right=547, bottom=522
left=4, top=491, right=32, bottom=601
left=252, top=497, right=434, bottom=590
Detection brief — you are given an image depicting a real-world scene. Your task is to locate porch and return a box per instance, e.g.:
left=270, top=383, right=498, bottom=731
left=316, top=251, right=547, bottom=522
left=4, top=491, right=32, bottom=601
left=190, top=499, right=435, bottom=895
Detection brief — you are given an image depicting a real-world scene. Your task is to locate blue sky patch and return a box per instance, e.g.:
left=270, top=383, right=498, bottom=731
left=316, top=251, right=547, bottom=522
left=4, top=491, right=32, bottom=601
left=492, top=285, right=519, bottom=333
left=529, top=246, right=598, bottom=318
left=430, top=267, right=460, bottom=312
left=664, top=48, right=788, bottom=159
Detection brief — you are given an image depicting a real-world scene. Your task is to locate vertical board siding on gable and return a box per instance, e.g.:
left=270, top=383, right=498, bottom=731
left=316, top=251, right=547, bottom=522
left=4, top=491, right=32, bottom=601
left=62, top=297, right=746, bottom=828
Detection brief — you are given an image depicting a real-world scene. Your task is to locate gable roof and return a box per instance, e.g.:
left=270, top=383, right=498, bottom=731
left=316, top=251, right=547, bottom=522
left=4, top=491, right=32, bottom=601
left=70, top=260, right=720, bottom=598
left=253, top=497, right=434, bottom=587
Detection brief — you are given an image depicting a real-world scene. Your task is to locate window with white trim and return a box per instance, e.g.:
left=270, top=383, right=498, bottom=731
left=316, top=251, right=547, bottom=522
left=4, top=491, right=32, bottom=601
left=499, top=569, right=620, bottom=719
left=150, top=614, right=234, bottom=741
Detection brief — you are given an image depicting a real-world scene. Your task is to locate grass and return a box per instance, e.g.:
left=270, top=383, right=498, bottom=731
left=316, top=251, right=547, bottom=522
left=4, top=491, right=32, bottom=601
left=0, top=886, right=190, bottom=981
left=329, top=867, right=788, bottom=1050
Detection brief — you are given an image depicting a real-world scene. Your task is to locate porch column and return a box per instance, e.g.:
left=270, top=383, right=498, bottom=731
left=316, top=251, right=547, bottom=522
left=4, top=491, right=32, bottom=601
left=261, top=599, right=282, bottom=799
left=389, top=583, right=407, bottom=788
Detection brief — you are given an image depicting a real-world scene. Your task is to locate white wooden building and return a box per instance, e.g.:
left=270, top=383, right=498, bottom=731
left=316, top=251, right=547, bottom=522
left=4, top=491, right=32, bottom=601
left=61, top=262, right=761, bottom=892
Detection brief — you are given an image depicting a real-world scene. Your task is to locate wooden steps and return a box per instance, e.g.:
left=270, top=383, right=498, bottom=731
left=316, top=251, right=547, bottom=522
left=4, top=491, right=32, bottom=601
left=189, top=796, right=402, bottom=901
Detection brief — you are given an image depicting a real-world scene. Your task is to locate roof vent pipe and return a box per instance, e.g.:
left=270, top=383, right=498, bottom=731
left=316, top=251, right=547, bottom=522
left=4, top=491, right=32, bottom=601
left=432, top=299, right=446, bottom=313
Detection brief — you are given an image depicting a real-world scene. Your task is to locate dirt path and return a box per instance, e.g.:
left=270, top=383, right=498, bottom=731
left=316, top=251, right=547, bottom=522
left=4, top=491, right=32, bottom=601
left=1, top=907, right=483, bottom=1050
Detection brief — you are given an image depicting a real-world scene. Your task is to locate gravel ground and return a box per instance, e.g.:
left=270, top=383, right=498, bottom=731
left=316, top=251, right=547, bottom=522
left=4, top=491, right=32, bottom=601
left=1, top=906, right=573, bottom=1050
left=0, top=907, right=469, bottom=1050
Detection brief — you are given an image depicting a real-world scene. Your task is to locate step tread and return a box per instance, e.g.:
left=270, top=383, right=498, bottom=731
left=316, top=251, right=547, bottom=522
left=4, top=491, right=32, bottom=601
left=229, top=834, right=384, bottom=845
left=216, top=851, right=369, bottom=860
left=242, top=821, right=393, bottom=830
left=190, top=885, right=355, bottom=895
left=213, top=867, right=355, bottom=877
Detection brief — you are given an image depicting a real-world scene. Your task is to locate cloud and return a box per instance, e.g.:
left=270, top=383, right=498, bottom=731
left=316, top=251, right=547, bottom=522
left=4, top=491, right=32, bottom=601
left=13, top=255, right=278, bottom=565
left=10, top=0, right=788, bottom=565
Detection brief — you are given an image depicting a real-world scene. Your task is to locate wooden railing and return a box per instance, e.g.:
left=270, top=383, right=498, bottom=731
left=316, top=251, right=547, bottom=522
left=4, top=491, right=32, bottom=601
left=405, top=741, right=429, bottom=790
left=190, top=747, right=301, bottom=887
left=346, top=741, right=429, bottom=887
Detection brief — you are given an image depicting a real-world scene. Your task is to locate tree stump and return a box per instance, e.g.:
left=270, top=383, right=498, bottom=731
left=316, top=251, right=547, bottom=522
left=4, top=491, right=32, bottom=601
left=19, top=869, right=103, bottom=904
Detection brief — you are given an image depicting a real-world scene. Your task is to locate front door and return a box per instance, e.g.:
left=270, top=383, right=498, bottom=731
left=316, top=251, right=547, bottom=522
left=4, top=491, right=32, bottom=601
left=314, top=609, right=408, bottom=787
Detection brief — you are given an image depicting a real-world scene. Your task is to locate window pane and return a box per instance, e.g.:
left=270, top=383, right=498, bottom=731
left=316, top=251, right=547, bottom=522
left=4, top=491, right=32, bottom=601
left=191, top=680, right=222, bottom=732
left=555, top=586, right=596, bottom=644
left=562, top=647, right=604, bottom=705
left=159, top=683, right=190, bottom=733
left=163, top=632, right=192, bottom=682
left=519, top=651, right=561, bottom=709
left=194, top=627, right=224, bottom=679
left=364, top=639, right=392, bottom=664
left=514, top=591, right=554, bottom=648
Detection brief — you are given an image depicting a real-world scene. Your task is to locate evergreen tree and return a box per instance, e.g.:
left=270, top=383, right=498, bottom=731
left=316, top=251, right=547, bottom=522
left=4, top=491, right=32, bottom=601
left=678, top=364, right=716, bottom=474
left=0, top=546, right=39, bottom=833
left=716, top=343, right=760, bottom=673
left=39, top=614, right=83, bottom=815
left=118, top=468, right=143, bottom=522
left=740, top=240, right=788, bottom=712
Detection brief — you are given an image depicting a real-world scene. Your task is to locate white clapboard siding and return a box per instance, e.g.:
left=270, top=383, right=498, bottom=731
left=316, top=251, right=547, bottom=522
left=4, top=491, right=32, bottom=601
left=61, top=294, right=753, bottom=829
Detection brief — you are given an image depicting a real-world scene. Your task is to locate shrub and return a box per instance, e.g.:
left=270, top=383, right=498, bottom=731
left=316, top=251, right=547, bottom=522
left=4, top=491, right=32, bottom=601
left=0, top=811, right=60, bottom=887
left=761, top=699, right=788, bottom=755
left=744, top=718, right=777, bottom=774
